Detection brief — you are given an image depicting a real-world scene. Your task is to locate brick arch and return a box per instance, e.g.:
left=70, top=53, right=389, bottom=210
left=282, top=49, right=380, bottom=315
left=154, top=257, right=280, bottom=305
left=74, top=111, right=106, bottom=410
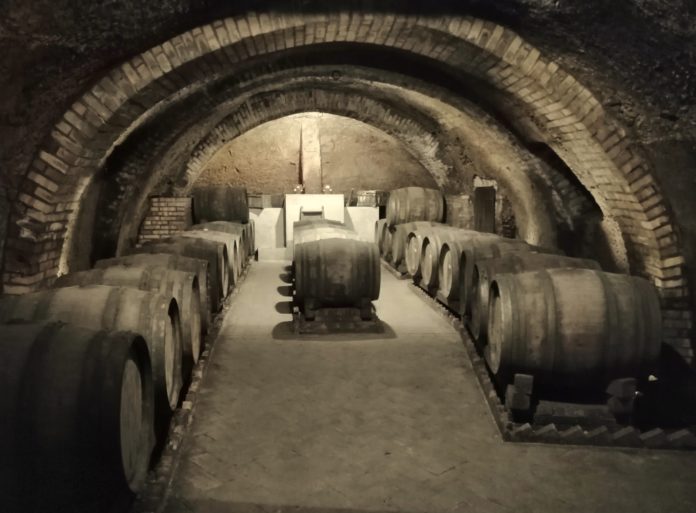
left=4, top=12, right=690, bottom=357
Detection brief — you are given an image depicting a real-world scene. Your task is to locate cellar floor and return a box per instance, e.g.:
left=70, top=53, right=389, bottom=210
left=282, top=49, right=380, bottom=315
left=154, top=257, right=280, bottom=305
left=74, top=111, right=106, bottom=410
left=162, top=261, right=696, bottom=513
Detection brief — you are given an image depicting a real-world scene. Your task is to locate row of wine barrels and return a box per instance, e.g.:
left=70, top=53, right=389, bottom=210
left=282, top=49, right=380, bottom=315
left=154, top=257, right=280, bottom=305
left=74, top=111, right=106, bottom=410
left=0, top=285, right=181, bottom=435
left=0, top=322, right=154, bottom=512
left=294, top=237, right=381, bottom=319
left=180, top=230, right=241, bottom=286
left=192, top=185, right=249, bottom=224
left=469, top=253, right=601, bottom=341
left=385, top=187, right=444, bottom=226
left=405, top=225, right=461, bottom=278
left=95, top=253, right=211, bottom=331
left=389, top=221, right=439, bottom=269
left=127, top=238, right=229, bottom=311
left=487, top=268, right=662, bottom=389
left=191, top=220, right=256, bottom=259
left=53, top=265, right=203, bottom=371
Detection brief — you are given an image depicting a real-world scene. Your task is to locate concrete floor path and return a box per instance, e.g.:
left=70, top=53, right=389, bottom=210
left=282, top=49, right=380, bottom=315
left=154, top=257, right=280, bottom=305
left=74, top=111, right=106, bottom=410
left=163, top=261, right=696, bottom=513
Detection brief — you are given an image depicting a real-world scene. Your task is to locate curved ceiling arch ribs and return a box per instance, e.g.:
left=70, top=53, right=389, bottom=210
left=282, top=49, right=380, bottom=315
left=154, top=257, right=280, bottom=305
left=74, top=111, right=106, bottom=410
left=4, top=12, right=689, bottom=354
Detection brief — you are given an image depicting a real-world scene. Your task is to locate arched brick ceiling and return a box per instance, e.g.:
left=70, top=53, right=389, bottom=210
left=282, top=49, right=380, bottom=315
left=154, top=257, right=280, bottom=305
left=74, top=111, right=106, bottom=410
left=2, top=12, right=691, bottom=358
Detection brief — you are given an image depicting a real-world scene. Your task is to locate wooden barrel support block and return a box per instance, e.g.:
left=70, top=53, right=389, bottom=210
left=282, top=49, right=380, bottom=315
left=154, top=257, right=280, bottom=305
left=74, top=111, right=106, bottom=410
left=0, top=286, right=183, bottom=428
left=487, top=269, right=662, bottom=389
left=0, top=322, right=154, bottom=512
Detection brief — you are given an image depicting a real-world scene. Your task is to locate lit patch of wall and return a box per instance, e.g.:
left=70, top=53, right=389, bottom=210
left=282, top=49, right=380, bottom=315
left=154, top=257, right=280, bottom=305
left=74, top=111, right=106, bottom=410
left=192, top=113, right=437, bottom=194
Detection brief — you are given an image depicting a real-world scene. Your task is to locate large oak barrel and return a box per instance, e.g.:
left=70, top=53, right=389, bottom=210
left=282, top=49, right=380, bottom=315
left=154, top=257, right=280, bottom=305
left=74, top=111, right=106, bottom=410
left=404, top=225, right=457, bottom=278
left=470, top=253, right=601, bottom=341
left=94, top=253, right=210, bottom=332
left=179, top=230, right=240, bottom=286
left=487, top=269, right=662, bottom=388
left=456, top=237, right=534, bottom=316
left=385, top=187, right=444, bottom=226
left=192, top=185, right=249, bottom=224
left=0, top=285, right=183, bottom=430
left=127, top=239, right=229, bottom=311
left=389, top=221, right=438, bottom=269
left=295, top=238, right=380, bottom=319
left=0, top=322, right=154, bottom=513
left=54, top=266, right=202, bottom=370
left=191, top=221, right=249, bottom=263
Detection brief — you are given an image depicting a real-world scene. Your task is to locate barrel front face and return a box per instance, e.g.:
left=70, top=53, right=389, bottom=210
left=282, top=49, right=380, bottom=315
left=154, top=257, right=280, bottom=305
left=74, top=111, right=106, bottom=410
left=437, top=242, right=458, bottom=299
left=0, top=323, right=154, bottom=512
left=420, top=236, right=440, bottom=288
left=295, top=238, right=380, bottom=308
left=487, top=269, right=662, bottom=388
left=405, top=232, right=423, bottom=277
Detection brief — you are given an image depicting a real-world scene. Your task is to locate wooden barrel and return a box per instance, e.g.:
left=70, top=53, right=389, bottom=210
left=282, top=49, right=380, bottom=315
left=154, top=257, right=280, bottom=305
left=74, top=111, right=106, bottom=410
left=380, top=223, right=393, bottom=261
left=295, top=238, right=380, bottom=319
left=191, top=221, right=249, bottom=264
left=457, top=237, right=534, bottom=316
left=386, top=187, right=444, bottom=226
left=248, top=219, right=256, bottom=257
left=292, top=224, right=358, bottom=256
left=54, top=266, right=203, bottom=371
left=0, top=285, right=183, bottom=428
left=420, top=228, right=485, bottom=290
left=470, top=254, right=602, bottom=341
left=390, top=222, right=438, bottom=269
left=404, top=225, right=456, bottom=278
left=375, top=219, right=386, bottom=249
left=128, top=239, right=229, bottom=311
left=179, top=230, right=240, bottom=286
left=94, top=253, right=210, bottom=332
left=487, top=269, right=662, bottom=388
left=0, top=322, right=154, bottom=512
left=192, top=185, right=249, bottom=224
left=437, top=233, right=505, bottom=302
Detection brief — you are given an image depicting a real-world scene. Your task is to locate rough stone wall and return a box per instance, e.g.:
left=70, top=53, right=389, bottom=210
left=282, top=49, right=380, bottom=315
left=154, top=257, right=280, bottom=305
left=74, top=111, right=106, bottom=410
left=136, top=197, right=192, bottom=246
left=193, top=113, right=437, bottom=194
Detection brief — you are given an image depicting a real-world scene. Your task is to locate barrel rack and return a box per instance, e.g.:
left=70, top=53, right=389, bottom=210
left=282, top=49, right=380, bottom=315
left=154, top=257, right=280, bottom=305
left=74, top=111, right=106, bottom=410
left=394, top=261, right=696, bottom=451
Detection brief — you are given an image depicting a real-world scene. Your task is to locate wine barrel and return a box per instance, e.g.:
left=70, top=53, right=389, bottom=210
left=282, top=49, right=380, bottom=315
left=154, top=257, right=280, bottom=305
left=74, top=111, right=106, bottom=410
left=295, top=238, right=380, bottom=319
left=248, top=219, right=256, bottom=257
left=404, top=225, right=457, bottom=278
left=389, top=222, right=438, bottom=270
left=192, top=185, right=249, bottom=224
left=191, top=221, right=249, bottom=264
left=0, top=322, right=154, bottom=512
left=380, top=223, right=393, bottom=261
left=385, top=187, right=444, bottom=226
left=470, top=253, right=601, bottom=341
left=54, top=266, right=202, bottom=370
left=128, top=239, right=229, bottom=311
left=292, top=224, right=358, bottom=256
left=95, top=253, right=210, bottom=331
left=437, top=233, right=508, bottom=302
left=179, top=230, right=240, bottom=286
left=487, top=269, right=662, bottom=388
left=375, top=219, right=386, bottom=248
left=0, top=285, right=183, bottom=428
left=457, top=237, right=534, bottom=316
left=421, top=228, right=489, bottom=290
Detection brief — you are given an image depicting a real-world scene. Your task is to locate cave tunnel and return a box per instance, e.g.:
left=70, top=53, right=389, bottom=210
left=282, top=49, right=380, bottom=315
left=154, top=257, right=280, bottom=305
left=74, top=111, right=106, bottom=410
left=1, top=1, right=696, bottom=512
